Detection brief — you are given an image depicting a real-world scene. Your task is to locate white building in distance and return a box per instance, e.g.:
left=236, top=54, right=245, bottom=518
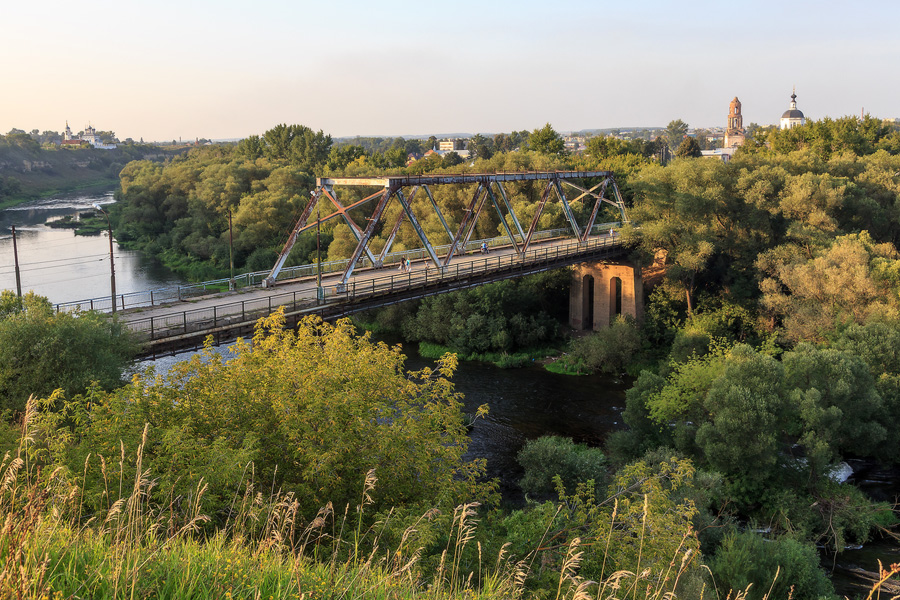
left=780, top=90, right=806, bottom=129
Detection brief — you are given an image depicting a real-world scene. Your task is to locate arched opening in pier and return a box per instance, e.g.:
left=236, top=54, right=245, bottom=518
left=581, top=274, right=594, bottom=329
left=609, top=276, right=622, bottom=321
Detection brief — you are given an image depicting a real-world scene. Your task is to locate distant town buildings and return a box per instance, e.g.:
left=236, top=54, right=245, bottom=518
left=438, top=139, right=466, bottom=152
left=780, top=90, right=806, bottom=129
left=61, top=121, right=117, bottom=149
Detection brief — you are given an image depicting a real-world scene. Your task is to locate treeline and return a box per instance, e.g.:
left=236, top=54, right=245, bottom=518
left=110, top=122, right=643, bottom=280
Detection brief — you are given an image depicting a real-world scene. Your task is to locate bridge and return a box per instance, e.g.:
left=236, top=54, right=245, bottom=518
left=61, top=171, right=641, bottom=357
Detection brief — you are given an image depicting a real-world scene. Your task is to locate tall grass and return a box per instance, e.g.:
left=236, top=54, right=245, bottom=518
left=2, top=416, right=888, bottom=600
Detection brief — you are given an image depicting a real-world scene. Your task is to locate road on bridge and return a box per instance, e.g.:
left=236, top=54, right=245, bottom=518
left=121, top=231, right=624, bottom=356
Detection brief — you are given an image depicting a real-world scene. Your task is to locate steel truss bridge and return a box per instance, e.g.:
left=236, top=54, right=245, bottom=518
left=264, top=170, right=627, bottom=287
left=116, top=171, right=631, bottom=357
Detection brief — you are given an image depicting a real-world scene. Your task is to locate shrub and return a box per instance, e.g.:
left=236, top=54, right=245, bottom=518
left=709, top=531, right=836, bottom=600
left=568, top=315, right=641, bottom=374
left=517, top=435, right=608, bottom=499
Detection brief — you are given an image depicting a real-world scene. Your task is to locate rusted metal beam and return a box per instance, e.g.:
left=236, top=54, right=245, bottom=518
left=581, top=179, right=610, bottom=242
left=460, top=185, right=490, bottom=252
left=609, top=177, right=629, bottom=223
left=263, top=187, right=322, bottom=287
left=340, top=187, right=394, bottom=286
left=552, top=178, right=582, bottom=240
left=318, top=170, right=614, bottom=188
left=395, top=188, right=442, bottom=269
left=377, top=187, right=420, bottom=266
left=322, top=186, right=379, bottom=266
left=422, top=185, right=455, bottom=243
left=522, top=180, right=555, bottom=252
left=442, top=183, right=484, bottom=268
left=495, top=181, right=526, bottom=241
left=485, top=183, right=520, bottom=256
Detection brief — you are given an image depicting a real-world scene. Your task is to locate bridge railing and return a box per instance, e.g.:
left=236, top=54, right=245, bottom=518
left=125, top=232, right=624, bottom=342
left=54, top=223, right=620, bottom=314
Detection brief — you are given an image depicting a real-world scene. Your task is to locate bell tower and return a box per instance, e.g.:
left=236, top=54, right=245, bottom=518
left=724, top=97, right=745, bottom=148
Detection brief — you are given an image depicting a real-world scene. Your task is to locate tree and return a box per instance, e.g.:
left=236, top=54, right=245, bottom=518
left=63, top=312, right=493, bottom=516
left=758, top=232, right=900, bottom=342
left=675, top=136, right=702, bottom=158
left=624, top=159, right=736, bottom=313
left=0, top=291, right=137, bottom=414
left=517, top=435, right=608, bottom=498
left=665, top=119, right=689, bottom=153
left=441, top=151, right=464, bottom=167
left=528, top=123, right=566, bottom=155
left=468, top=133, right=493, bottom=160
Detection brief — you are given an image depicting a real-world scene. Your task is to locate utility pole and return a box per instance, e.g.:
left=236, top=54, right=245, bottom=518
left=316, top=207, right=323, bottom=304
left=92, top=204, right=117, bottom=314
left=11, top=225, right=22, bottom=298
left=228, top=209, right=235, bottom=291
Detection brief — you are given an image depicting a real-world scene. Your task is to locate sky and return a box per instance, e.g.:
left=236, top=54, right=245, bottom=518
left=2, top=0, right=898, bottom=142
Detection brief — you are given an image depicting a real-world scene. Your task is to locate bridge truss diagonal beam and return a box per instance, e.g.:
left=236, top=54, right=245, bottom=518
left=264, top=170, right=625, bottom=288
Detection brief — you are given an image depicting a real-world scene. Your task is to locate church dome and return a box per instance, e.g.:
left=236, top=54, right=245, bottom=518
left=780, top=91, right=806, bottom=129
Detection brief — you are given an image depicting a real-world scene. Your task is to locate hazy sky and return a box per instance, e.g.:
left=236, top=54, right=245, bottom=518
left=2, top=0, right=897, bottom=142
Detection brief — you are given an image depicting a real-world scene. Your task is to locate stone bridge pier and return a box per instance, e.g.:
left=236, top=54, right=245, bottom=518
left=569, top=261, right=643, bottom=330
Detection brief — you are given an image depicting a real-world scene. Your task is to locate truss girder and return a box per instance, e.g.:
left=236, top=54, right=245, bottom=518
left=377, top=186, right=420, bottom=265
left=396, top=188, right=442, bottom=269
left=485, top=183, right=521, bottom=255
left=495, top=181, right=526, bottom=241
left=581, top=179, right=610, bottom=242
left=522, top=180, right=556, bottom=252
left=422, top=185, right=455, bottom=242
left=340, top=187, right=393, bottom=285
left=322, top=186, right=379, bottom=266
left=442, top=184, right=485, bottom=267
left=265, top=171, right=624, bottom=287
left=553, top=179, right=582, bottom=240
left=461, top=185, right=491, bottom=252
left=263, top=187, right=323, bottom=287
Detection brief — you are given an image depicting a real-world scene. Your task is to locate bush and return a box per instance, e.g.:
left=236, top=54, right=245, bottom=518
left=517, top=435, right=608, bottom=499
left=0, top=291, right=136, bottom=414
left=568, top=315, right=641, bottom=374
left=709, top=531, right=837, bottom=600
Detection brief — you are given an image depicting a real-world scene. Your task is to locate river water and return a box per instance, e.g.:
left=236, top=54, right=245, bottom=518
left=2, top=192, right=897, bottom=595
left=0, top=191, right=183, bottom=304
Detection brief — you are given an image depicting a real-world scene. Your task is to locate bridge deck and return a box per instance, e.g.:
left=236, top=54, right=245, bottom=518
left=122, top=233, right=627, bottom=357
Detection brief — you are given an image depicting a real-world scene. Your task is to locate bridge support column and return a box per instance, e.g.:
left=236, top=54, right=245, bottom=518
left=569, top=261, right=643, bottom=330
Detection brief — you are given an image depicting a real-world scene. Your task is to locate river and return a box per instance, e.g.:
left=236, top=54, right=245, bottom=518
left=0, top=191, right=183, bottom=304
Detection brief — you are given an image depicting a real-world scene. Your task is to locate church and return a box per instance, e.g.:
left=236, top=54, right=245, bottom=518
left=62, top=122, right=117, bottom=149
left=780, top=89, right=806, bottom=129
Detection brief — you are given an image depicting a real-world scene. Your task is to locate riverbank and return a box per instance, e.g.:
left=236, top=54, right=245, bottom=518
left=0, top=179, right=118, bottom=210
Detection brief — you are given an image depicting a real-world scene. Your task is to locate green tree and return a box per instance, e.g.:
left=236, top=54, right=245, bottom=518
left=528, top=123, right=566, bottom=155
left=0, top=291, right=137, bottom=414
left=675, top=136, right=702, bottom=158
left=665, top=119, right=689, bottom=153
left=517, top=435, right=608, bottom=498
left=61, top=312, right=493, bottom=516
left=710, top=531, right=836, bottom=600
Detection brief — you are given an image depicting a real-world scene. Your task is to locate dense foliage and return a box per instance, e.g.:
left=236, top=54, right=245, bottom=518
left=0, top=291, right=136, bottom=414
left=109, top=123, right=644, bottom=280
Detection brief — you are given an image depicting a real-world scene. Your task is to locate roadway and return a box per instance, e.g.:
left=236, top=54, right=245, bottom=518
left=122, top=232, right=625, bottom=356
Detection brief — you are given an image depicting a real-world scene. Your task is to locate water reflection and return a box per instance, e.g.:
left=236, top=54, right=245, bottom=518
left=0, top=192, right=183, bottom=303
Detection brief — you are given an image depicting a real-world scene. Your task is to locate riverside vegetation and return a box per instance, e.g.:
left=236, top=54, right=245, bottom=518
left=3, top=116, right=900, bottom=598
